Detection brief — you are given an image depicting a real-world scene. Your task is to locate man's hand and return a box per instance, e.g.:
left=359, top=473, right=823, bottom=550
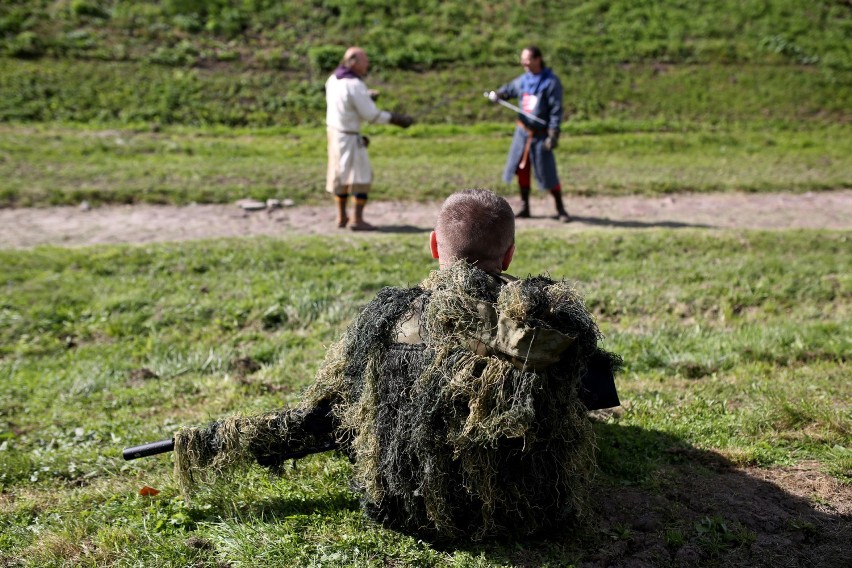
left=368, top=89, right=380, bottom=101
left=544, top=129, right=559, bottom=151
left=390, top=113, right=414, bottom=128
left=487, top=90, right=503, bottom=103
left=361, top=135, right=370, bottom=148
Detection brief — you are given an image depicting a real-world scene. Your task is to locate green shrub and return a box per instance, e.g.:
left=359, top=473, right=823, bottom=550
left=70, top=0, right=110, bottom=20
left=146, top=40, right=200, bottom=67
left=162, top=0, right=210, bottom=17
left=172, top=13, right=203, bottom=33
left=308, top=45, right=343, bottom=74
left=0, top=7, right=28, bottom=35
left=203, top=7, right=248, bottom=37
left=7, top=31, right=44, bottom=58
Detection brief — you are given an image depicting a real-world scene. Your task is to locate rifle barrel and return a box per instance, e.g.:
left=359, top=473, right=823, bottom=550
left=123, top=438, right=175, bottom=460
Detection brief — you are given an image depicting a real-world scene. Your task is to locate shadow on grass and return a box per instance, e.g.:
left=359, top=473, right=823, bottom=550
left=246, top=492, right=360, bottom=520
left=450, top=423, right=850, bottom=567
left=568, top=215, right=713, bottom=229
left=376, top=224, right=432, bottom=234
left=206, top=424, right=849, bottom=567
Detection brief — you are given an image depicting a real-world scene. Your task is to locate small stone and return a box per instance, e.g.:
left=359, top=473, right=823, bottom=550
left=79, top=201, right=91, bottom=211
left=282, top=198, right=295, bottom=207
left=236, top=199, right=266, bottom=211
left=266, top=199, right=282, bottom=209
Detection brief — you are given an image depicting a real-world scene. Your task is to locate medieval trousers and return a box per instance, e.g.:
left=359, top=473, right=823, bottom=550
left=501, top=123, right=560, bottom=190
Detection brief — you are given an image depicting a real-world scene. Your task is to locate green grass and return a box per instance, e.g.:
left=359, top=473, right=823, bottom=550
left=1, top=1, right=849, bottom=128
left=2, top=1, right=849, bottom=564
left=1, top=229, right=849, bottom=565
left=3, top=0, right=849, bottom=71
left=1, top=122, right=849, bottom=207
left=1, top=57, right=848, bottom=128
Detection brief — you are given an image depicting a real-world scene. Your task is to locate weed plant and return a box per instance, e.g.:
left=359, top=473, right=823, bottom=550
left=1, top=58, right=848, bottom=128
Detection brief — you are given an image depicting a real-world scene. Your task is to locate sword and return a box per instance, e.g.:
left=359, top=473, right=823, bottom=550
left=483, top=92, right=547, bottom=126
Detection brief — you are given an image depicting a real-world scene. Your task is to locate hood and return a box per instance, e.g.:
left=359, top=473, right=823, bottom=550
left=413, top=262, right=598, bottom=371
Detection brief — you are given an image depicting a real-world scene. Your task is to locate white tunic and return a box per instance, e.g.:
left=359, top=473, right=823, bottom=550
left=325, top=74, right=392, bottom=195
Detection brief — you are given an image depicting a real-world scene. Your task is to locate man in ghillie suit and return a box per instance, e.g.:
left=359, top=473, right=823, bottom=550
left=173, top=189, right=620, bottom=541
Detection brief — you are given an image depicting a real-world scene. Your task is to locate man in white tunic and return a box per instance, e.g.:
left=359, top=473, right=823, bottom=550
left=326, top=46, right=413, bottom=230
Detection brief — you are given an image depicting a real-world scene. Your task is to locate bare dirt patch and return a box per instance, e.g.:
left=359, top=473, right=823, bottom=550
left=1, top=190, right=850, bottom=249
left=582, top=458, right=851, bottom=568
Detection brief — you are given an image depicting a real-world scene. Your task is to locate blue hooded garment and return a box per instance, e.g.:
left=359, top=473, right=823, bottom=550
left=498, top=68, right=564, bottom=189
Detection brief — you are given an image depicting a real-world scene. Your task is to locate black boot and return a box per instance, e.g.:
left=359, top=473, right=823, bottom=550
left=515, top=187, right=531, bottom=218
left=550, top=188, right=571, bottom=223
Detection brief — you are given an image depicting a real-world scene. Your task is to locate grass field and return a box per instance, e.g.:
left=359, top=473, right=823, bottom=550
left=1, top=121, right=850, bottom=208
left=1, top=0, right=850, bottom=564
left=1, top=230, right=849, bottom=565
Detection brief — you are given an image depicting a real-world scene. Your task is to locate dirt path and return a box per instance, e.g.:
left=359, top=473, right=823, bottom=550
left=1, top=190, right=851, bottom=249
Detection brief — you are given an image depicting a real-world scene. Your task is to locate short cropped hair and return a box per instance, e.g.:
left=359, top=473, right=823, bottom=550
left=435, top=189, right=515, bottom=268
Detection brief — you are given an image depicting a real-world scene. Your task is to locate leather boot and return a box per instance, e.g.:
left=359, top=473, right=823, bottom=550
left=515, top=187, right=531, bottom=218
left=351, top=201, right=377, bottom=231
left=550, top=188, right=571, bottom=223
left=335, top=194, right=349, bottom=228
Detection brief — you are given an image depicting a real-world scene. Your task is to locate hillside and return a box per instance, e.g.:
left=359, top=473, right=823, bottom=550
left=1, top=0, right=849, bottom=127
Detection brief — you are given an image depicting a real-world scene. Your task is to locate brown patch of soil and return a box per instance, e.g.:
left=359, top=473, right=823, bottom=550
left=581, top=459, right=851, bottom=568
left=1, top=191, right=850, bottom=249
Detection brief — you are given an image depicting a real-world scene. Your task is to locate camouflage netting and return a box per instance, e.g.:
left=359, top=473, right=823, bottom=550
left=172, top=262, right=620, bottom=540
left=172, top=403, right=336, bottom=492
left=301, top=262, right=620, bottom=540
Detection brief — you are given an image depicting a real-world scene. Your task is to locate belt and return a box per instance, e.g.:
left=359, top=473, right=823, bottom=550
left=516, top=120, right=547, bottom=170
left=329, top=126, right=361, bottom=135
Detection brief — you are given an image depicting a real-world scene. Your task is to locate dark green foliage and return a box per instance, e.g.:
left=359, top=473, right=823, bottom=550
left=6, top=31, right=44, bottom=58
left=2, top=0, right=848, bottom=70
left=0, top=57, right=847, bottom=127
left=0, top=1, right=849, bottom=127
left=308, top=45, right=344, bottom=74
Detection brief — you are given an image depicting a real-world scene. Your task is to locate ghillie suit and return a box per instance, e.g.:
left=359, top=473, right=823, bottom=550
left=173, top=262, right=620, bottom=540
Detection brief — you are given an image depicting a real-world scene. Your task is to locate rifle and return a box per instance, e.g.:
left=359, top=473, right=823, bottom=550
left=123, top=438, right=338, bottom=465
left=122, top=403, right=340, bottom=485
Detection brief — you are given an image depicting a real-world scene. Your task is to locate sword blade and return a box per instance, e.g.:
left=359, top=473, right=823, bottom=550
left=484, top=92, right=547, bottom=126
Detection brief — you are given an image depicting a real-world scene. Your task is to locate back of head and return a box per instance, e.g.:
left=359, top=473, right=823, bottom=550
left=342, top=46, right=365, bottom=69
left=435, top=189, right=514, bottom=271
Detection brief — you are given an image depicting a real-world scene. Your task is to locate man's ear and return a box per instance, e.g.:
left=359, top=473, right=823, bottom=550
left=429, top=231, right=440, bottom=260
left=501, top=243, right=515, bottom=271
